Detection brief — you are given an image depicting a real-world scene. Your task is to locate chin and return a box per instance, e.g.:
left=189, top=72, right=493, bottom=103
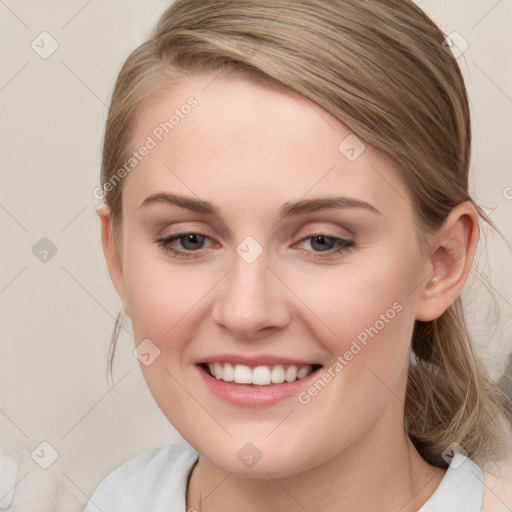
left=184, top=430, right=327, bottom=479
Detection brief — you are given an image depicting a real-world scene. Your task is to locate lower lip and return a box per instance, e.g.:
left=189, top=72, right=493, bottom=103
left=196, top=365, right=321, bottom=408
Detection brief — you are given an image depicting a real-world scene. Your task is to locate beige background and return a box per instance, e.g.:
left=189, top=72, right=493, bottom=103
left=0, top=1, right=511, bottom=510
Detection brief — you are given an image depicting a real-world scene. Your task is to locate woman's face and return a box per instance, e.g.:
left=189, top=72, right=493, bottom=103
left=109, top=71, right=433, bottom=477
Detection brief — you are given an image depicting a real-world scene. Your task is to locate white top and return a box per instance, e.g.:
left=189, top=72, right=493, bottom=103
left=83, top=443, right=484, bottom=512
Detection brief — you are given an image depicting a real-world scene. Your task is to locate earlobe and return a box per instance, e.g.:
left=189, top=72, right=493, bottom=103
left=99, top=205, right=130, bottom=317
left=415, top=201, right=479, bottom=322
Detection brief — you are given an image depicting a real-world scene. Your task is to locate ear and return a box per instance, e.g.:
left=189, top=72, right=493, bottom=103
left=99, top=205, right=130, bottom=317
left=415, top=201, right=479, bottom=322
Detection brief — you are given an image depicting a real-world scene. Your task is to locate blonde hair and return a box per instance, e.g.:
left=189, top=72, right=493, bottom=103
left=102, top=0, right=511, bottom=468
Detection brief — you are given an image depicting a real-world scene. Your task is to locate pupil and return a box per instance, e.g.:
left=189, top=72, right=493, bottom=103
left=312, top=236, right=334, bottom=252
left=182, top=234, right=204, bottom=250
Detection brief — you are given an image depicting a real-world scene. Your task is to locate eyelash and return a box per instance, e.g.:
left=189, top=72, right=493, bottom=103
left=155, top=231, right=355, bottom=260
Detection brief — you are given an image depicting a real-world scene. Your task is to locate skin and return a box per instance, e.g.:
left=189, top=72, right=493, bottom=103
left=100, top=70, right=479, bottom=511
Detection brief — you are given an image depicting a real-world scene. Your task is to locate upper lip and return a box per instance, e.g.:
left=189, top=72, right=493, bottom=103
left=196, top=354, right=321, bottom=367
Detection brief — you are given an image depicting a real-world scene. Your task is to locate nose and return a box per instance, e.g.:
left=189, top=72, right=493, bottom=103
left=211, top=252, right=291, bottom=340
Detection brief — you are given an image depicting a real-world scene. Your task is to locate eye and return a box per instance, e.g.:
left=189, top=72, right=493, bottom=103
left=155, top=231, right=355, bottom=260
left=155, top=232, right=214, bottom=259
left=294, top=233, right=355, bottom=257
left=174, top=233, right=207, bottom=250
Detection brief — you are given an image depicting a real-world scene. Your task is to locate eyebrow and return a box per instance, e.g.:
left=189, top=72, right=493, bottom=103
left=140, top=192, right=381, bottom=219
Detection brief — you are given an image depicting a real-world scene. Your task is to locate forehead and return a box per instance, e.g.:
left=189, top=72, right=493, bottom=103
left=124, top=71, right=412, bottom=220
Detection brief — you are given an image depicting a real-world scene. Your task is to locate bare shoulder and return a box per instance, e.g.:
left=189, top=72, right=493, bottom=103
left=482, top=462, right=512, bottom=512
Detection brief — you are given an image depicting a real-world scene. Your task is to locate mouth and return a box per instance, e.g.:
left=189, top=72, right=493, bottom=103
left=198, top=362, right=323, bottom=386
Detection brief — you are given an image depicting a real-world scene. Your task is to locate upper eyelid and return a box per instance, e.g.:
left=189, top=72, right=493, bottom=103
left=144, top=203, right=365, bottom=240
left=157, top=219, right=354, bottom=241
left=154, top=221, right=230, bottom=242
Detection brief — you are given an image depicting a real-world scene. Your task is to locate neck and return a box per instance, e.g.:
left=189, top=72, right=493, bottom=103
left=186, top=414, right=446, bottom=512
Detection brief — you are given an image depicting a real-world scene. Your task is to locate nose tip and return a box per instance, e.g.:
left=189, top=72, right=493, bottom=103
left=211, top=258, right=290, bottom=340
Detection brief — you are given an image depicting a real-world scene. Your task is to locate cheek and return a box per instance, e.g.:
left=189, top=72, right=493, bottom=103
left=121, top=244, right=221, bottom=426
left=122, top=242, right=217, bottom=342
left=285, top=263, right=417, bottom=454
left=286, top=251, right=419, bottom=408
left=286, top=251, right=418, bottom=351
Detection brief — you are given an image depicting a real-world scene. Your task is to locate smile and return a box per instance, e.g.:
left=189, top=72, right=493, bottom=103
left=195, top=355, right=324, bottom=407
left=203, top=362, right=320, bottom=386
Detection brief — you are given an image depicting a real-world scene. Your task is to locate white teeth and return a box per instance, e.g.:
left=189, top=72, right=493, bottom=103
left=233, top=364, right=252, bottom=384
left=222, top=362, right=234, bottom=382
left=271, top=365, right=285, bottom=384
left=252, top=366, right=271, bottom=385
left=214, top=362, right=223, bottom=379
left=205, top=362, right=316, bottom=385
left=297, top=365, right=313, bottom=380
left=285, top=365, right=298, bottom=382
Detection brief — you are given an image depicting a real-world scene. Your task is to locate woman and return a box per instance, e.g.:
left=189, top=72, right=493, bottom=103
left=85, top=1, right=512, bottom=510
